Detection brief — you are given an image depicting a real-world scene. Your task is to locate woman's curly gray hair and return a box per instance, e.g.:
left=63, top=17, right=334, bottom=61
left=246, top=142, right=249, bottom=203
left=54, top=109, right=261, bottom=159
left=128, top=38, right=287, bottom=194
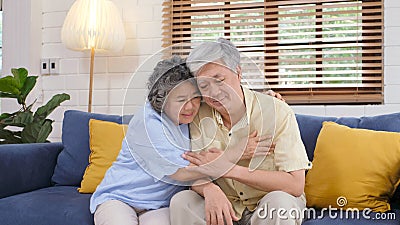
left=147, top=55, right=195, bottom=114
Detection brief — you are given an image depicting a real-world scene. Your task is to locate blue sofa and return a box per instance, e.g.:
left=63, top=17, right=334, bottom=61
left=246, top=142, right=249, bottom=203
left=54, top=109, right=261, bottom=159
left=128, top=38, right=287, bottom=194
left=0, top=110, right=399, bottom=225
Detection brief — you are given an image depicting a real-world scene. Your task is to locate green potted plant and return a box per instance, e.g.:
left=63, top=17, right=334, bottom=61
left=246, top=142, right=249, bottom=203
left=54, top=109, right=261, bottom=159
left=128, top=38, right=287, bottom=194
left=0, top=68, right=70, bottom=144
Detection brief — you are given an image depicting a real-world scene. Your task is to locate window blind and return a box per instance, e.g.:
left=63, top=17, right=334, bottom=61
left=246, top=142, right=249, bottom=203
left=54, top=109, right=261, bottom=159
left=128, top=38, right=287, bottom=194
left=162, top=0, right=383, bottom=104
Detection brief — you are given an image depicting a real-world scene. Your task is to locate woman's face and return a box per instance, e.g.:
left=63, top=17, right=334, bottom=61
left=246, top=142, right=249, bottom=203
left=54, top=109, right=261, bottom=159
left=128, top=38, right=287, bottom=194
left=163, top=80, right=201, bottom=125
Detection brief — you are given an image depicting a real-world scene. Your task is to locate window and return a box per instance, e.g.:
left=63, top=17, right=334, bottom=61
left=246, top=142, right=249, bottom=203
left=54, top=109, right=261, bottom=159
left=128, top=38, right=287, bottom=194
left=162, top=0, right=383, bottom=104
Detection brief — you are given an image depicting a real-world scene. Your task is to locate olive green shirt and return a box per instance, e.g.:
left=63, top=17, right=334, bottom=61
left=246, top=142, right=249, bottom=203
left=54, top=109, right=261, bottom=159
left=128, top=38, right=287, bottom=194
left=190, top=87, right=312, bottom=218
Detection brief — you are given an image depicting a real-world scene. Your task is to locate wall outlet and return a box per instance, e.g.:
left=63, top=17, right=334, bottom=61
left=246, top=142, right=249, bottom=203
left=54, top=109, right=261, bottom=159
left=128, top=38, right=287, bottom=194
left=49, top=58, right=60, bottom=75
left=40, top=59, right=50, bottom=75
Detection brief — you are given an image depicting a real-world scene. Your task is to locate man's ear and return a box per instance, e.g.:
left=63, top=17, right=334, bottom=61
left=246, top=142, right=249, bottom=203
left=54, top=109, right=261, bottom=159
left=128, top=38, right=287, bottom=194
left=236, top=66, right=242, bottom=79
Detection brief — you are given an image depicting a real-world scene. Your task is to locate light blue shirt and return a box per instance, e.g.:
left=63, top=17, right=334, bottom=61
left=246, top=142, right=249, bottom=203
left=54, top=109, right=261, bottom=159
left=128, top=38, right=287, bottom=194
left=90, top=103, right=190, bottom=213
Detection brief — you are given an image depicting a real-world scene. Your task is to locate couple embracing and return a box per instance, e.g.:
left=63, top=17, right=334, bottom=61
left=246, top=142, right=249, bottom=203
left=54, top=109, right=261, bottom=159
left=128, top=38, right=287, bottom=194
left=90, top=38, right=311, bottom=225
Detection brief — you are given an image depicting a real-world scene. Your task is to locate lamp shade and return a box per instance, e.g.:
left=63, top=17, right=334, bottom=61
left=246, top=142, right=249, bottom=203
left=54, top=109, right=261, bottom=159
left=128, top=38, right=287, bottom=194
left=61, top=0, right=126, bottom=52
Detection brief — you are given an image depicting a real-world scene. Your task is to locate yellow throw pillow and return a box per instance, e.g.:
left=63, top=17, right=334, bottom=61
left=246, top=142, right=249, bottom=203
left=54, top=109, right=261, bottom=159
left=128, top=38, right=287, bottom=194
left=78, top=119, right=127, bottom=193
left=305, top=122, right=400, bottom=212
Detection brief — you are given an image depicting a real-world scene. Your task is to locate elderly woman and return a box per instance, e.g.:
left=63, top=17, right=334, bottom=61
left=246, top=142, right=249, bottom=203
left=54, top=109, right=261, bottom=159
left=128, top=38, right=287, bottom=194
left=90, top=56, right=204, bottom=225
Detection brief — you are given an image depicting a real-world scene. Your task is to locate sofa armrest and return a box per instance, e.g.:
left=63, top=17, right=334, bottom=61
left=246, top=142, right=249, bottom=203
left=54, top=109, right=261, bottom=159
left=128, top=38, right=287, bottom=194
left=0, top=143, right=63, bottom=198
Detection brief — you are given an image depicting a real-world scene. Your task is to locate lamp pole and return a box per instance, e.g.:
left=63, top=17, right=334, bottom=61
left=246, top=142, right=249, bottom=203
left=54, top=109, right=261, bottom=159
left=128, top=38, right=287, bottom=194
left=88, top=47, right=95, bottom=112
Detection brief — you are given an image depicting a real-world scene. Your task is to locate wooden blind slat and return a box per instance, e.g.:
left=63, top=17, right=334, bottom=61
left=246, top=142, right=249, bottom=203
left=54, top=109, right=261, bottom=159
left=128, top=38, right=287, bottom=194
left=164, top=35, right=383, bottom=44
left=165, top=7, right=381, bottom=18
left=243, top=76, right=382, bottom=82
left=265, top=63, right=381, bottom=70
left=163, top=22, right=383, bottom=34
left=163, top=15, right=382, bottom=26
left=163, top=27, right=381, bottom=36
left=163, top=0, right=381, bottom=7
left=163, top=2, right=380, bottom=13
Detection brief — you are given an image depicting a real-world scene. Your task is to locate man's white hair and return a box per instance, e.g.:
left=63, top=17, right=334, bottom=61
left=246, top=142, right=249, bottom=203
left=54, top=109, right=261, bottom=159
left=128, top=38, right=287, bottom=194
left=186, top=38, right=240, bottom=75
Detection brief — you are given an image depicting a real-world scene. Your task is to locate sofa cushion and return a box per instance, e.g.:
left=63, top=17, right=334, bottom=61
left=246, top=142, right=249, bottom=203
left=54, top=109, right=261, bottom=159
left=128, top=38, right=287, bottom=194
left=305, top=122, right=400, bottom=212
left=0, top=143, right=63, bottom=198
left=296, top=112, right=400, bottom=204
left=0, top=186, right=93, bottom=225
left=295, top=114, right=336, bottom=161
left=78, top=119, right=127, bottom=193
left=52, top=110, right=122, bottom=186
left=296, top=112, right=400, bottom=161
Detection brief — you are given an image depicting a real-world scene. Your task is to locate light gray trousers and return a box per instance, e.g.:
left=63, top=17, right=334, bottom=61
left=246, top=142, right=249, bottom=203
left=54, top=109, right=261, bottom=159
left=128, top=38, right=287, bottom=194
left=94, top=200, right=170, bottom=225
left=170, top=190, right=306, bottom=225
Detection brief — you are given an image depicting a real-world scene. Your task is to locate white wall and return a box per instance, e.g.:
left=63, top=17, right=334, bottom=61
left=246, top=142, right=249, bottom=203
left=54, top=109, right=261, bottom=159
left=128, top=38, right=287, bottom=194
left=2, top=0, right=400, bottom=141
left=2, top=0, right=42, bottom=113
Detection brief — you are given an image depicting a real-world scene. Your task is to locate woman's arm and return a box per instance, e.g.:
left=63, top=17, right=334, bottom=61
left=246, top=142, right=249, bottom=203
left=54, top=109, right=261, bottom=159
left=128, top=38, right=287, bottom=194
left=168, top=163, right=208, bottom=181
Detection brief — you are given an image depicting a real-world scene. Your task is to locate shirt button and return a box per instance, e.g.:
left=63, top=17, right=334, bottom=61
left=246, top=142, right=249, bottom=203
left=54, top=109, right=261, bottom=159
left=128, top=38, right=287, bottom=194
left=239, top=192, right=243, bottom=195
left=228, top=133, right=232, bottom=136
left=308, top=162, right=312, bottom=166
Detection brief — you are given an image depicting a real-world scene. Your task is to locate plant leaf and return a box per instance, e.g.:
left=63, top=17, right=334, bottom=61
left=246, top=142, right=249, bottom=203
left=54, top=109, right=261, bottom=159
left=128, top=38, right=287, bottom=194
left=12, top=111, right=34, bottom=126
left=21, top=119, right=53, bottom=143
left=11, top=68, right=28, bottom=89
left=0, top=128, right=22, bottom=144
left=0, top=113, right=12, bottom=121
left=26, top=100, right=37, bottom=111
left=0, top=111, right=33, bottom=127
left=20, top=76, right=38, bottom=102
left=0, top=92, right=18, bottom=99
left=21, top=122, right=40, bottom=143
left=0, top=76, right=21, bottom=95
left=35, top=93, right=70, bottom=119
left=37, top=119, right=53, bottom=143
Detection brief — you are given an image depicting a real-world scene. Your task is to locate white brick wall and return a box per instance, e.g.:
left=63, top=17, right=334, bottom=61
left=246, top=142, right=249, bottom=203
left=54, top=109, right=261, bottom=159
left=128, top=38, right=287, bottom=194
left=39, top=0, right=161, bottom=140
left=2, top=0, right=400, bottom=141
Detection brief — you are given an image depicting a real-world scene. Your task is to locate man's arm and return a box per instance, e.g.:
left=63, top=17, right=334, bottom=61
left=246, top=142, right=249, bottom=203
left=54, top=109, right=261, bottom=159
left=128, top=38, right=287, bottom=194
left=225, top=167, right=305, bottom=197
left=183, top=149, right=305, bottom=197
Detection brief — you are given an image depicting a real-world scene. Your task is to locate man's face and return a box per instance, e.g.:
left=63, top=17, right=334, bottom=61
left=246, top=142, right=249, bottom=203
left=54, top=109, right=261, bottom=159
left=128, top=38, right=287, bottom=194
left=196, top=62, right=243, bottom=115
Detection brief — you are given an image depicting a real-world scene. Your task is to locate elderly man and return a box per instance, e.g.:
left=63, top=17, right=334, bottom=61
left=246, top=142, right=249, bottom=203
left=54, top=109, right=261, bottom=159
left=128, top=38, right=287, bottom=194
left=170, top=38, right=312, bottom=225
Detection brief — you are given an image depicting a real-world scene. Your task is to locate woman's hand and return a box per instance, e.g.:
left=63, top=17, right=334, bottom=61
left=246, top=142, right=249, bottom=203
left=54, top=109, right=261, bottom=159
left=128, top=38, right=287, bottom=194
left=182, top=130, right=275, bottom=178
left=184, top=130, right=275, bottom=164
left=183, top=148, right=223, bottom=166
left=182, top=148, right=234, bottom=178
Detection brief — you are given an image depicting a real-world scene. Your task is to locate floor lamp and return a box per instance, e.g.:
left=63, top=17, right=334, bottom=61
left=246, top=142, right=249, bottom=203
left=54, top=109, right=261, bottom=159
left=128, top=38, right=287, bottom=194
left=61, top=0, right=126, bottom=112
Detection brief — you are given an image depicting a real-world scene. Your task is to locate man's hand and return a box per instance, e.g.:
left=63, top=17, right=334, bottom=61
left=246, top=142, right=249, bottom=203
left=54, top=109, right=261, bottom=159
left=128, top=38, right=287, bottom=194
left=202, top=184, right=239, bottom=225
left=266, top=90, right=285, bottom=102
left=240, top=130, right=275, bottom=160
